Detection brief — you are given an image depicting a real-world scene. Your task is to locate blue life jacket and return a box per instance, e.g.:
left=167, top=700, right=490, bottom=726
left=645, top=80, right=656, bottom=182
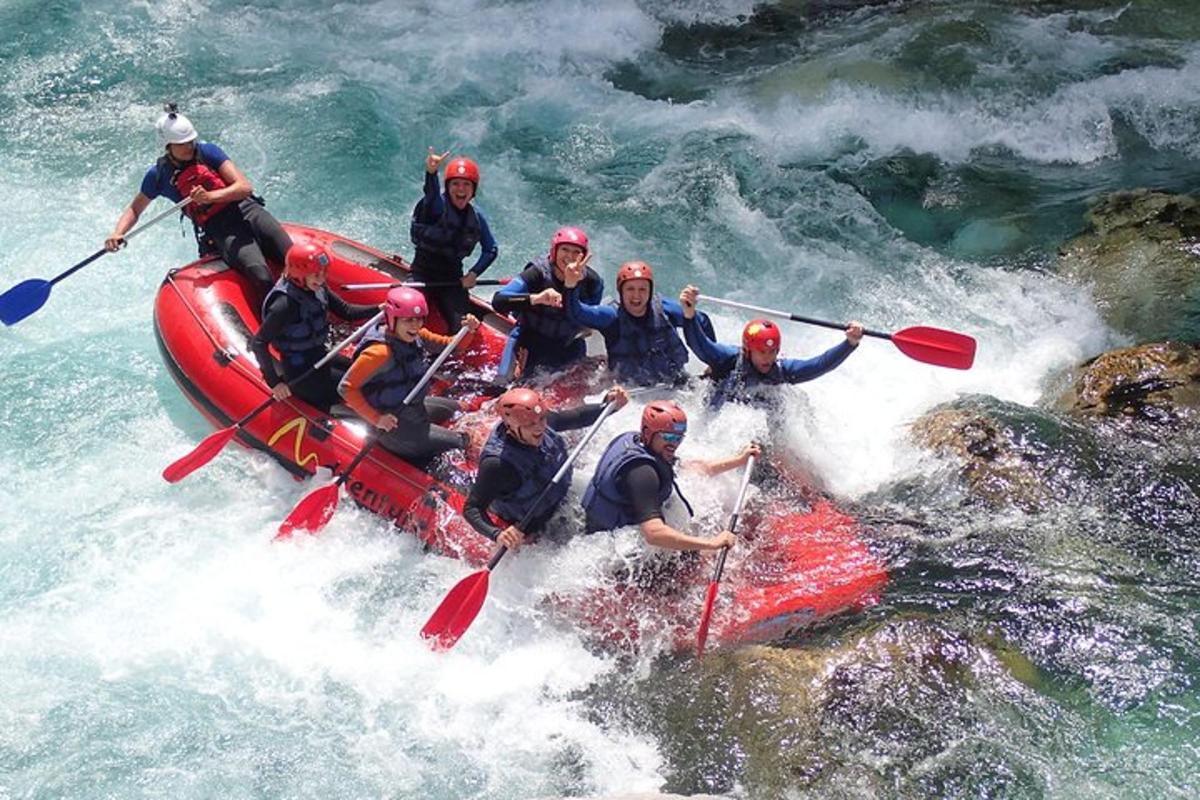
left=410, top=196, right=481, bottom=264
left=351, top=328, right=431, bottom=412
left=517, top=257, right=588, bottom=344
left=582, top=431, right=676, bottom=532
left=261, top=278, right=329, bottom=368
left=601, top=295, right=689, bottom=385
left=479, top=422, right=570, bottom=529
left=710, top=352, right=786, bottom=409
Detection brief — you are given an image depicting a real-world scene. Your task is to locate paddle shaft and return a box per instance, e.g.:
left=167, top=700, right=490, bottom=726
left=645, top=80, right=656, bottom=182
left=419, top=396, right=621, bottom=648
left=339, top=279, right=511, bottom=291
left=484, top=398, right=621, bottom=571
left=332, top=324, right=473, bottom=488
left=696, top=454, right=756, bottom=657
left=698, top=295, right=889, bottom=340
left=709, top=454, right=756, bottom=583
left=584, top=382, right=668, bottom=405
left=234, top=310, right=387, bottom=429
left=48, top=197, right=195, bottom=287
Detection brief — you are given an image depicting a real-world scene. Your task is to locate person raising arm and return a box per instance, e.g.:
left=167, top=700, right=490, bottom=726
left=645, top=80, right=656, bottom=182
left=678, top=284, right=863, bottom=409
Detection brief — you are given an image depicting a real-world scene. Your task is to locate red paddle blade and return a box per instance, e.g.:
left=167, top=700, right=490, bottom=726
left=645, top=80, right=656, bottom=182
left=420, top=569, right=491, bottom=651
left=275, top=482, right=341, bottom=540
left=891, top=326, right=977, bottom=370
left=162, top=425, right=239, bottom=483
left=696, top=581, right=721, bottom=657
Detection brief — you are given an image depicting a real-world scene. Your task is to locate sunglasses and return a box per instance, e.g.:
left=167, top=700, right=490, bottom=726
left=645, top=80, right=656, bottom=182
left=658, top=431, right=685, bottom=444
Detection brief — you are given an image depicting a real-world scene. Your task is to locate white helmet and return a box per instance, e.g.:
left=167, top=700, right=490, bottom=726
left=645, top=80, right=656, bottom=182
left=155, top=105, right=198, bottom=146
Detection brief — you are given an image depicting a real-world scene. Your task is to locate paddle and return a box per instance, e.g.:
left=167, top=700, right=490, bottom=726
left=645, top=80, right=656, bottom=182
left=275, top=324, right=472, bottom=539
left=583, top=383, right=669, bottom=405
left=338, top=278, right=513, bottom=291
left=420, top=398, right=622, bottom=651
left=1, top=197, right=192, bottom=327
left=698, top=295, right=977, bottom=370
left=695, top=454, right=756, bottom=657
left=161, top=310, right=385, bottom=483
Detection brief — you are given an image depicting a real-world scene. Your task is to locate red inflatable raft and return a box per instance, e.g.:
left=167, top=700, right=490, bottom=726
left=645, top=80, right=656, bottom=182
left=154, top=224, right=887, bottom=651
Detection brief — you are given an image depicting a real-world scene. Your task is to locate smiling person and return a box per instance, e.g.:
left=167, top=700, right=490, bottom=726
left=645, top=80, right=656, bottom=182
left=562, top=259, right=709, bottom=387
left=338, top=287, right=480, bottom=467
left=582, top=401, right=758, bottom=551
left=678, top=284, right=863, bottom=410
left=491, top=226, right=603, bottom=379
left=463, top=385, right=629, bottom=549
left=105, top=104, right=292, bottom=303
left=247, top=241, right=380, bottom=412
left=407, top=147, right=499, bottom=332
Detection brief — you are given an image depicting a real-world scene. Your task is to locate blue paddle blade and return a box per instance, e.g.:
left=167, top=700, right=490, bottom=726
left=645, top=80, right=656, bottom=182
left=0, top=279, right=52, bottom=326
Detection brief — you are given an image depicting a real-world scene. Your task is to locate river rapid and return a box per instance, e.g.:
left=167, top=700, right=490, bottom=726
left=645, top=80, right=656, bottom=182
left=2, top=2, right=1198, bottom=798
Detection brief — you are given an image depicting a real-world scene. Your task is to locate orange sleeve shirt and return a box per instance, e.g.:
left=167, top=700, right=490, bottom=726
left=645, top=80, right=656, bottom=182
left=341, top=329, right=475, bottom=423
left=338, top=343, right=392, bottom=425
left=418, top=327, right=477, bottom=349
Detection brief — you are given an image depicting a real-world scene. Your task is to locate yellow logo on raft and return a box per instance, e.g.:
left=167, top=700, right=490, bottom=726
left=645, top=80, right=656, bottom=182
left=266, top=417, right=319, bottom=469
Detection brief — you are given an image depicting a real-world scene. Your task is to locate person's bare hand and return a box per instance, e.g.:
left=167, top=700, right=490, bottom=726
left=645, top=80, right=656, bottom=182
left=531, top=288, right=563, bottom=307
left=426, top=146, right=451, bottom=174
left=497, top=525, right=526, bottom=550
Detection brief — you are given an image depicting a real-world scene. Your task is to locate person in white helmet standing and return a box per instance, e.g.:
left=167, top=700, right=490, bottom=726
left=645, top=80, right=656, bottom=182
left=105, top=104, right=293, bottom=302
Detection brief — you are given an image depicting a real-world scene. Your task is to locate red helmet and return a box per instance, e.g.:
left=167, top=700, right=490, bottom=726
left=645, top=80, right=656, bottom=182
left=550, top=226, right=588, bottom=263
left=285, top=241, right=331, bottom=281
left=641, top=400, right=687, bottom=443
left=497, top=387, right=549, bottom=430
left=616, top=260, right=653, bottom=291
left=443, top=157, right=480, bottom=190
left=385, top=286, right=428, bottom=326
left=742, top=319, right=781, bottom=354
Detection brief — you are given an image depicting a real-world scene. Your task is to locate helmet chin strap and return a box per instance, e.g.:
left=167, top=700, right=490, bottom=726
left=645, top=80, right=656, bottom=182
left=511, top=424, right=543, bottom=446
left=165, top=144, right=196, bottom=167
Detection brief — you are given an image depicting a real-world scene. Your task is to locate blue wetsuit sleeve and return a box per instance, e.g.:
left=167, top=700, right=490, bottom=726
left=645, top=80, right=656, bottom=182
left=777, top=340, right=857, bottom=383
left=415, top=171, right=443, bottom=223
left=565, top=287, right=618, bottom=330
left=139, top=165, right=162, bottom=199
left=468, top=211, right=498, bottom=276
left=198, top=141, right=230, bottom=169
left=660, top=298, right=688, bottom=327
left=661, top=298, right=714, bottom=336
left=682, top=315, right=739, bottom=370
left=492, top=272, right=532, bottom=313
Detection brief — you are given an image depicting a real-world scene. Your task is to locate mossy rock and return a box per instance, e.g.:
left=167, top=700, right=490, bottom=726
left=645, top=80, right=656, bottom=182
left=1057, top=189, right=1200, bottom=341
left=1058, top=341, right=1200, bottom=425
left=911, top=405, right=1052, bottom=511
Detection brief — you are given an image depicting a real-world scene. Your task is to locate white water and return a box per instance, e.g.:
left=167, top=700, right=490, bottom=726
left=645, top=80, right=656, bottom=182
left=2, top=1, right=1193, bottom=797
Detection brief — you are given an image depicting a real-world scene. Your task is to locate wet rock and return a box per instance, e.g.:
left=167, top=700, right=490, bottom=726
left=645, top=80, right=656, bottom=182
left=541, top=795, right=727, bottom=800
left=1058, top=341, right=1200, bottom=426
left=601, top=620, right=1042, bottom=798
left=907, top=394, right=1199, bottom=534
left=1057, top=189, right=1200, bottom=341
left=910, top=401, right=1053, bottom=510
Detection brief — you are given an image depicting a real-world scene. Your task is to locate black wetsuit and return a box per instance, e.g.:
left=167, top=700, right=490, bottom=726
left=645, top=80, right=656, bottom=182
left=463, top=403, right=606, bottom=540
left=249, top=290, right=377, bottom=411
